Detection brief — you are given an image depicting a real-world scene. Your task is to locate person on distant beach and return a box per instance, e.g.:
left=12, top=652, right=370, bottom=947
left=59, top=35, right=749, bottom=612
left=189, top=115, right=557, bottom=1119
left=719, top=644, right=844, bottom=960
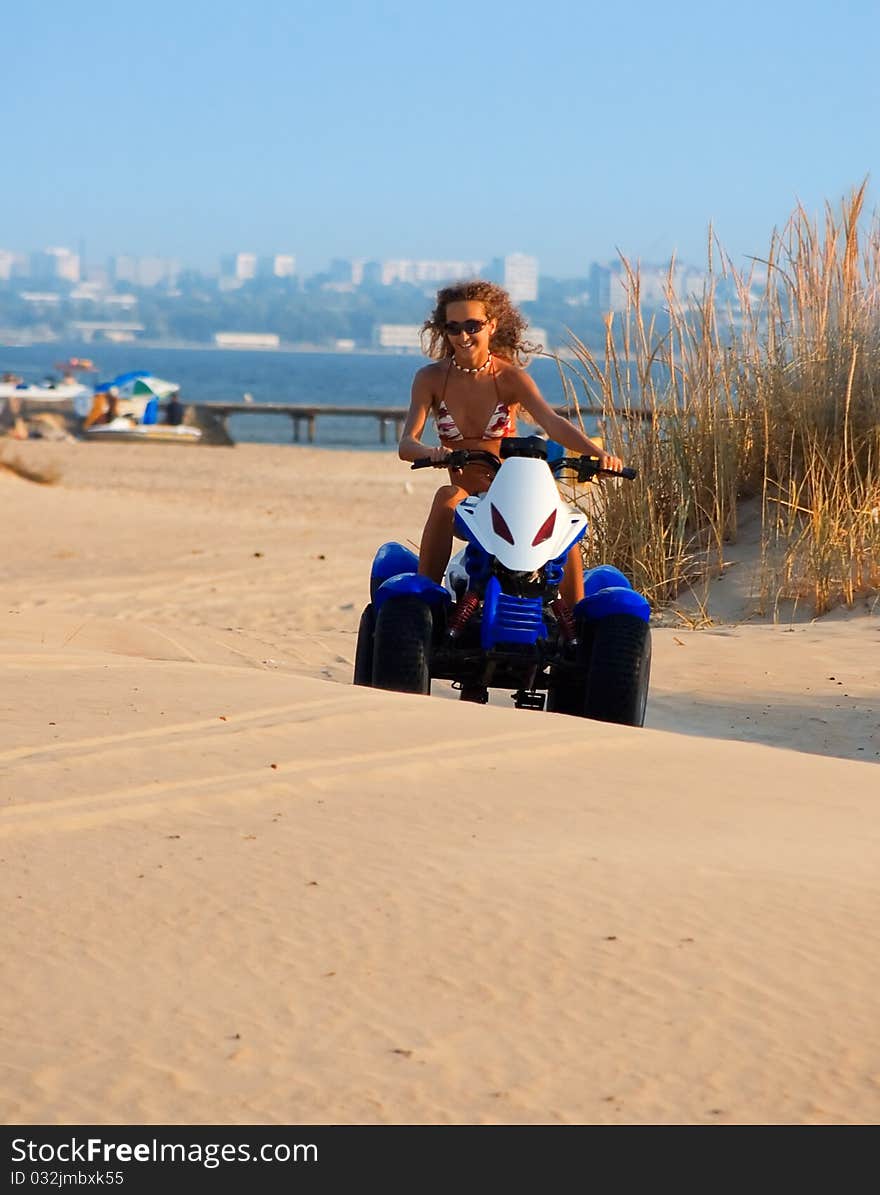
left=0, top=393, right=28, bottom=439
left=164, top=391, right=184, bottom=426
left=82, top=386, right=121, bottom=430
left=103, top=390, right=121, bottom=423
left=398, top=279, right=621, bottom=607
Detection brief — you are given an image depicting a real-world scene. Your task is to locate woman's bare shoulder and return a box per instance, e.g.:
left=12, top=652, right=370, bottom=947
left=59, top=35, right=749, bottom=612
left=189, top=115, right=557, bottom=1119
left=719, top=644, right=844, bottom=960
left=414, top=360, right=449, bottom=381
left=494, top=357, right=537, bottom=399
left=412, top=360, right=447, bottom=394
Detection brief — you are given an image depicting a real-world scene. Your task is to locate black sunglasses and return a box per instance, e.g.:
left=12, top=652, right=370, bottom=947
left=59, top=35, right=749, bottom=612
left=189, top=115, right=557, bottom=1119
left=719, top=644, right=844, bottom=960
left=444, top=318, right=488, bottom=336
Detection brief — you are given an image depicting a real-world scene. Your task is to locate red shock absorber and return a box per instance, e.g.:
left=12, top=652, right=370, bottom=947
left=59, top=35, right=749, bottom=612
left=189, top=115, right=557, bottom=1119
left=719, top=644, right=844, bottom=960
left=550, top=597, right=576, bottom=642
left=447, top=590, right=480, bottom=639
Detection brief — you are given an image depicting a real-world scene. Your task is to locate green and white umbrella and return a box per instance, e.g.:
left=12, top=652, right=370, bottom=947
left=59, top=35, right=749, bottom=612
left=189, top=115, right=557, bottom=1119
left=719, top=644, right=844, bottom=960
left=111, top=372, right=179, bottom=400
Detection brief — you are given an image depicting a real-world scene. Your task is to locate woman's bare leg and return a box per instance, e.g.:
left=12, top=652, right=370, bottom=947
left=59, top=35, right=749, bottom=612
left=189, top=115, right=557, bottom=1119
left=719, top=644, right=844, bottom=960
left=560, top=546, right=585, bottom=606
left=418, top=484, right=468, bottom=582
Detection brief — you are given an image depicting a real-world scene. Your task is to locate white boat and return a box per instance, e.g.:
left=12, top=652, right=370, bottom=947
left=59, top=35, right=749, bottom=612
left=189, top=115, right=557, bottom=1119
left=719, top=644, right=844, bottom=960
left=78, top=370, right=200, bottom=443
left=0, top=381, right=93, bottom=404
left=83, top=416, right=202, bottom=444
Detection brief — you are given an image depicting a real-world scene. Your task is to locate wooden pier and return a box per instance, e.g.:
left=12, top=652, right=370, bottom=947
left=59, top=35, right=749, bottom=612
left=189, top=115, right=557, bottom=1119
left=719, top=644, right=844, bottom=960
left=188, top=400, right=652, bottom=445
left=190, top=402, right=409, bottom=443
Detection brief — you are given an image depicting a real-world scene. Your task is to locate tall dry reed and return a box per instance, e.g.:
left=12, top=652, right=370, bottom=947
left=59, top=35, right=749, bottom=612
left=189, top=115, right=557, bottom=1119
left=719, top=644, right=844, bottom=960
left=557, top=183, right=880, bottom=616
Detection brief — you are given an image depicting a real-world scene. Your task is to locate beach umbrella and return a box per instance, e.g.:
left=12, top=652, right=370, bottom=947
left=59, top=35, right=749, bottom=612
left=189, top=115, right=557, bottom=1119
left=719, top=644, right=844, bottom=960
left=111, top=371, right=179, bottom=399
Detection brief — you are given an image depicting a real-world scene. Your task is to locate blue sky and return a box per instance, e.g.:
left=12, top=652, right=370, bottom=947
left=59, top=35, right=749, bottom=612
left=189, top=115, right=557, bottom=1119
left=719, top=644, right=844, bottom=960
left=2, top=0, right=877, bottom=276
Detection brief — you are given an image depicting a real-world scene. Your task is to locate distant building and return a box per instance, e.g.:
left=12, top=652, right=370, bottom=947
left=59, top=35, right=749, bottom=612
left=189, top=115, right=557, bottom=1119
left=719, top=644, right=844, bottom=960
left=29, top=247, right=80, bottom=283
left=258, top=254, right=296, bottom=278
left=68, top=320, right=145, bottom=342
left=503, top=253, right=538, bottom=303
left=69, top=282, right=105, bottom=302
left=328, top=259, right=354, bottom=285
left=380, top=259, right=485, bottom=286
left=374, top=323, right=424, bottom=351
left=589, top=263, right=611, bottom=309
left=102, top=294, right=138, bottom=309
left=20, top=291, right=62, bottom=305
left=360, top=261, right=383, bottom=287
left=220, top=253, right=257, bottom=282
left=322, top=259, right=358, bottom=292
left=111, top=255, right=180, bottom=288
left=0, top=250, right=15, bottom=280
left=603, top=262, right=707, bottom=312
left=138, top=257, right=178, bottom=288
left=213, top=331, right=280, bottom=349
left=325, top=258, right=368, bottom=287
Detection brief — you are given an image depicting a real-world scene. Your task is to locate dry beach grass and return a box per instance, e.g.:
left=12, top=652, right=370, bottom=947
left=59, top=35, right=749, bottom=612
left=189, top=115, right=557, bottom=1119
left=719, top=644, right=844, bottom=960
left=0, top=440, right=878, bottom=1125
left=558, top=184, right=880, bottom=618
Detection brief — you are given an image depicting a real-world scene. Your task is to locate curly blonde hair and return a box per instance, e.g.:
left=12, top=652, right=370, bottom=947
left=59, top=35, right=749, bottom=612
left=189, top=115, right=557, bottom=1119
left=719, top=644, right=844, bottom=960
left=421, top=279, right=541, bottom=365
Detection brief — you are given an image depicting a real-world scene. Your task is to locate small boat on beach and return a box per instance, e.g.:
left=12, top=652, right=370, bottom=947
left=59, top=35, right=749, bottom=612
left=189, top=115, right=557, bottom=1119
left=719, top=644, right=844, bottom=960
left=1, top=359, right=96, bottom=407
left=83, top=417, right=202, bottom=444
left=79, top=370, right=201, bottom=444
left=0, top=380, right=93, bottom=405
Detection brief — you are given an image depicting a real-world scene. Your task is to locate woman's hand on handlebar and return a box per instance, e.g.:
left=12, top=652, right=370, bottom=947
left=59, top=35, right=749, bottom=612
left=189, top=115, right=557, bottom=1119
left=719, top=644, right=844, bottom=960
left=411, top=448, right=501, bottom=473
left=411, top=446, right=453, bottom=469
left=597, top=450, right=624, bottom=474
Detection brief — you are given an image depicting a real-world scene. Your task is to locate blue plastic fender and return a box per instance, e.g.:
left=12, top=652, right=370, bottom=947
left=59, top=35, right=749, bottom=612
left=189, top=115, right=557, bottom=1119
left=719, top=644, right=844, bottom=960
left=575, top=585, right=651, bottom=623
left=582, top=565, right=633, bottom=596
left=374, top=573, right=451, bottom=613
left=370, top=542, right=419, bottom=602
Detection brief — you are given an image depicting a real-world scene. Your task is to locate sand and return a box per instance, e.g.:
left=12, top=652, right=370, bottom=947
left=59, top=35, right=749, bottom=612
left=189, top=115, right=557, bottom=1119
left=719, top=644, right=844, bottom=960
left=1, top=440, right=878, bottom=1126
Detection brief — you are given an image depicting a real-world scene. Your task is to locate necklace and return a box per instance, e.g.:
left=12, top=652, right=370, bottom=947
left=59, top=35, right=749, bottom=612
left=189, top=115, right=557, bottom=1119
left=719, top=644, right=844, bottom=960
left=451, top=353, right=493, bottom=375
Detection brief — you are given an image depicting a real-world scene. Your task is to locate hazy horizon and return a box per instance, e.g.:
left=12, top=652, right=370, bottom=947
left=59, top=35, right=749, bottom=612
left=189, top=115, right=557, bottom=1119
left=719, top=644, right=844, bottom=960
left=3, top=0, right=877, bottom=277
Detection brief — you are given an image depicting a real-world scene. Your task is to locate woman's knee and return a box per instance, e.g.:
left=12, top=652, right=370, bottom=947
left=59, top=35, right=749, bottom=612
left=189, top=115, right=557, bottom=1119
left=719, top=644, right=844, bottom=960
left=430, top=484, right=467, bottom=514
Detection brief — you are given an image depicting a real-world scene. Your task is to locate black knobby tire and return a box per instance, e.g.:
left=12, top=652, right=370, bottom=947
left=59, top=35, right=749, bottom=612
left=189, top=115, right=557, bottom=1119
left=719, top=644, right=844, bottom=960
left=353, top=604, right=375, bottom=686
left=583, top=614, right=651, bottom=727
left=371, top=596, right=433, bottom=695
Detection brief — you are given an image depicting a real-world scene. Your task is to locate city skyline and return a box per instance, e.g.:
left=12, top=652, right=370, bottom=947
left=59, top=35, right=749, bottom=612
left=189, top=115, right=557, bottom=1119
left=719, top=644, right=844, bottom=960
left=0, top=239, right=716, bottom=351
left=2, top=243, right=709, bottom=290
left=2, top=1, right=876, bottom=280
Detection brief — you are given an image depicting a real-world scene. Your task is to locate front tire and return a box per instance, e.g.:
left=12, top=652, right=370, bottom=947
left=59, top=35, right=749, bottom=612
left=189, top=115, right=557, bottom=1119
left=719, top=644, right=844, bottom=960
left=353, top=604, right=375, bottom=686
left=584, top=614, right=651, bottom=727
left=371, top=596, right=433, bottom=695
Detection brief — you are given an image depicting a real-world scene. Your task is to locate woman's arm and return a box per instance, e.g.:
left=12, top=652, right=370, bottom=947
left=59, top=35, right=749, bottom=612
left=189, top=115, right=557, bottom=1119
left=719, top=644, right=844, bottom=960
left=512, top=371, right=623, bottom=471
left=398, top=367, right=450, bottom=464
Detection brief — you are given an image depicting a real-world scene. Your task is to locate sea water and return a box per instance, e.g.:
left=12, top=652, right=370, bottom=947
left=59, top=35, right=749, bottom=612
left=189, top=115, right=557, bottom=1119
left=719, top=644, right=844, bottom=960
left=1, top=342, right=601, bottom=449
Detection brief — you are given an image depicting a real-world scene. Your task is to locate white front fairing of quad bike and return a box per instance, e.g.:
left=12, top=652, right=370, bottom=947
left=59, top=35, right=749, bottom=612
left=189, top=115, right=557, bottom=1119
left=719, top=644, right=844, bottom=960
left=454, top=456, right=588, bottom=573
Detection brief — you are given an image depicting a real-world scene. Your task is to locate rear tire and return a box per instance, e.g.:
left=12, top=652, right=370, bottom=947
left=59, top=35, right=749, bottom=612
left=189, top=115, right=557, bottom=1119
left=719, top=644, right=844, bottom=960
left=353, top=604, right=375, bottom=686
left=584, top=614, right=651, bottom=727
left=371, top=596, right=432, bottom=695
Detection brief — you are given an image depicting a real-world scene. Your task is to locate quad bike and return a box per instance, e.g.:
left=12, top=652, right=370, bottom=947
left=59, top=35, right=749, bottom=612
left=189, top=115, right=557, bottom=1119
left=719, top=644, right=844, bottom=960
left=353, top=436, right=651, bottom=726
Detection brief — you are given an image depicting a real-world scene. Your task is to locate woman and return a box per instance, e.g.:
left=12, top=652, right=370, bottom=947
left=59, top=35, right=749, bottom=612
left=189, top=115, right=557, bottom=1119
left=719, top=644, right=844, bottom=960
left=398, top=279, right=622, bottom=606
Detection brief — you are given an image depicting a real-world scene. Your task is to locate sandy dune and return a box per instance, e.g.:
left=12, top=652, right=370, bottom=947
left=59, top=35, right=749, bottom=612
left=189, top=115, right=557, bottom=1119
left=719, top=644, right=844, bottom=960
left=1, top=441, right=878, bottom=1125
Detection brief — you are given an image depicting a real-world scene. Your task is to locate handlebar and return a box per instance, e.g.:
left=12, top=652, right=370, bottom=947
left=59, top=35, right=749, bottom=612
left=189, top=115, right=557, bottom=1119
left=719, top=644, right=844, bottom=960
left=551, top=457, right=638, bottom=482
left=410, top=449, right=502, bottom=473
left=411, top=449, right=637, bottom=481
